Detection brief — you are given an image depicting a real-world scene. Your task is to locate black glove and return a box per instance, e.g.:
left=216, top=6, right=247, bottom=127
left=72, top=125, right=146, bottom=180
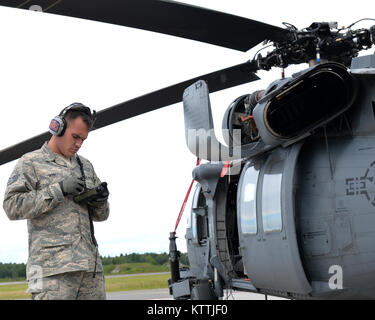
left=59, top=176, right=85, bottom=196
left=88, top=184, right=109, bottom=207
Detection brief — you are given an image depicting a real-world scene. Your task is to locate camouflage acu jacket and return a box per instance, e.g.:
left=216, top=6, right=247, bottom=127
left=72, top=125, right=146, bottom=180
left=3, top=142, right=110, bottom=280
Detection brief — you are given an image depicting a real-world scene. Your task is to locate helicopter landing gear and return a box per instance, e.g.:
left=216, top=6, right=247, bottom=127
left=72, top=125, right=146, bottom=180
left=190, top=279, right=218, bottom=300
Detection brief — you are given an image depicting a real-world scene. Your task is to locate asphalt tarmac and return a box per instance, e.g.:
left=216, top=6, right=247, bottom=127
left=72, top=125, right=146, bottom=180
left=106, top=288, right=287, bottom=300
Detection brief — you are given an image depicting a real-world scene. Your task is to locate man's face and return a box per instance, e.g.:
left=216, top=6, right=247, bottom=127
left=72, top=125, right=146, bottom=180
left=57, top=117, right=89, bottom=158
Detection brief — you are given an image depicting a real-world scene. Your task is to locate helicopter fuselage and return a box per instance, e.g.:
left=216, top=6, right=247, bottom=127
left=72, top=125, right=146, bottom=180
left=170, top=54, right=375, bottom=300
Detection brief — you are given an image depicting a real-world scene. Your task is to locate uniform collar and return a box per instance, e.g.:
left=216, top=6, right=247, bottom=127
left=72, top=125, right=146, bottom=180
left=41, top=141, right=79, bottom=169
left=41, top=142, right=57, bottom=162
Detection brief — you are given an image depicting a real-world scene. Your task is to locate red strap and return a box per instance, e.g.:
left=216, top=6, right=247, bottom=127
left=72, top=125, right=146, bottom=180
left=220, top=161, right=232, bottom=177
left=174, top=158, right=200, bottom=233
left=240, top=115, right=254, bottom=122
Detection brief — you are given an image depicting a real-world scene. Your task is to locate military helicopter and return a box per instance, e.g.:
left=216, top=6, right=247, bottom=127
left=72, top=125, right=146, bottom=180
left=0, top=0, right=375, bottom=300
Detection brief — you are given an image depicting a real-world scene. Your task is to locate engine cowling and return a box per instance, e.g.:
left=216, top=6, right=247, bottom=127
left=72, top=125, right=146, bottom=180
left=253, top=62, right=357, bottom=147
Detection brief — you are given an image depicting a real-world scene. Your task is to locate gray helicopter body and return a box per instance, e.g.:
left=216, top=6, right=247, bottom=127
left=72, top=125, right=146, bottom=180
left=169, top=55, right=375, bottom=300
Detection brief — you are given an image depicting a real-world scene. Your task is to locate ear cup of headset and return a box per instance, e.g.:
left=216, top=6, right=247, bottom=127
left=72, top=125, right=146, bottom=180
left=49, top=116, right=67, bottom=136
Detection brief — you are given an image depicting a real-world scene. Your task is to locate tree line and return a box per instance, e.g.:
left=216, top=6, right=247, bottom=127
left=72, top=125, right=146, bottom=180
left=0, top=252, right=189, bottom=280
left=0, top=263, right=26, bottom=279
left=101, top=252, right=189, bottom=266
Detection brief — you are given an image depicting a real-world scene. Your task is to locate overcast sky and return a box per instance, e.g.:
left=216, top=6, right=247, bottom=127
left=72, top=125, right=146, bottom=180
left=0, top=0, right=373, bottom=263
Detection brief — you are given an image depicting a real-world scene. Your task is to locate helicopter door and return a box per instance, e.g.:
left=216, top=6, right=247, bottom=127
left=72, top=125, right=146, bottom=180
left=237, top=143, right=311, bottom=294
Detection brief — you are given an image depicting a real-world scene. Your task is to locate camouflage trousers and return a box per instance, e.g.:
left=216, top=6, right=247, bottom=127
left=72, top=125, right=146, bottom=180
left=30, top=271, right=106, bottom=300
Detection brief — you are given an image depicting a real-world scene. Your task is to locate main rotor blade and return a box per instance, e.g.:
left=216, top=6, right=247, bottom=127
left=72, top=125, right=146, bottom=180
left=0, top=132, right=51, bottom=166
left=94, top=61, right=259, bottom=129
left=0, top=61, right=259, bottom=165
left=0, top=0, right=290, bottom=51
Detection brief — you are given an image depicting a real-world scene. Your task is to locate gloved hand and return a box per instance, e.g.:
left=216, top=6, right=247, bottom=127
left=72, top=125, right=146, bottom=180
left=88, top=185, right=109, bottom=207
left=59, top=175, right=85, bottom=196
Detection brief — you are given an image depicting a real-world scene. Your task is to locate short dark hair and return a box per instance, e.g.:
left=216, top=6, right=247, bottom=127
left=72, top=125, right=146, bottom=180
left=64, top=109, right=95, bottom=131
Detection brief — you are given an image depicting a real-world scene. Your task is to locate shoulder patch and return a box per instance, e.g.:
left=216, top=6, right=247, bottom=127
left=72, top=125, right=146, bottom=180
left=7, top=174, right=20, bottom=186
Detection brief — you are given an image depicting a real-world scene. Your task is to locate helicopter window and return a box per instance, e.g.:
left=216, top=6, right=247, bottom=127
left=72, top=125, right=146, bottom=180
left=262, top=160, right=283, bottom=233
left=239, top=165, right=259, bottom=235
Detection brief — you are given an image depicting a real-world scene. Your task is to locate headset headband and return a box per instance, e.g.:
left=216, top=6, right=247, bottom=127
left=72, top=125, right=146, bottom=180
left=60, top=102, right=96, bottom=122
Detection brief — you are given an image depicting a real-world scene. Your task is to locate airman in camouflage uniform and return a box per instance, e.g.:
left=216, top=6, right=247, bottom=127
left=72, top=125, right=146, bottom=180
left=3, top=103, right=109, bottom=300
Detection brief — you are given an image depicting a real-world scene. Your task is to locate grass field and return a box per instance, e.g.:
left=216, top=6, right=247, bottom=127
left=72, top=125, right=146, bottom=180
left=0, top=283, right=29, bottom=300
left=103, top=262, right=169, bottom=275
left=105, top=273, right=169, bottom=292
left=0, top=272, right=170, bottom=300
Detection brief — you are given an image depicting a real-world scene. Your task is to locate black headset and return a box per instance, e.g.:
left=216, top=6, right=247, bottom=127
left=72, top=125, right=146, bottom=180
left=49, top=102, right=97, bottom=137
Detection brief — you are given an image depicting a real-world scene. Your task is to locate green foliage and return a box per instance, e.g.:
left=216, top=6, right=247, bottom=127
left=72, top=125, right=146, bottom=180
left=179, top=252, right=189, bottom=266
left=0, top=263, right=26, bottom=280
left=0, top=252, right=190, bottom=280
left=101, top=252, right=189, bottom=267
